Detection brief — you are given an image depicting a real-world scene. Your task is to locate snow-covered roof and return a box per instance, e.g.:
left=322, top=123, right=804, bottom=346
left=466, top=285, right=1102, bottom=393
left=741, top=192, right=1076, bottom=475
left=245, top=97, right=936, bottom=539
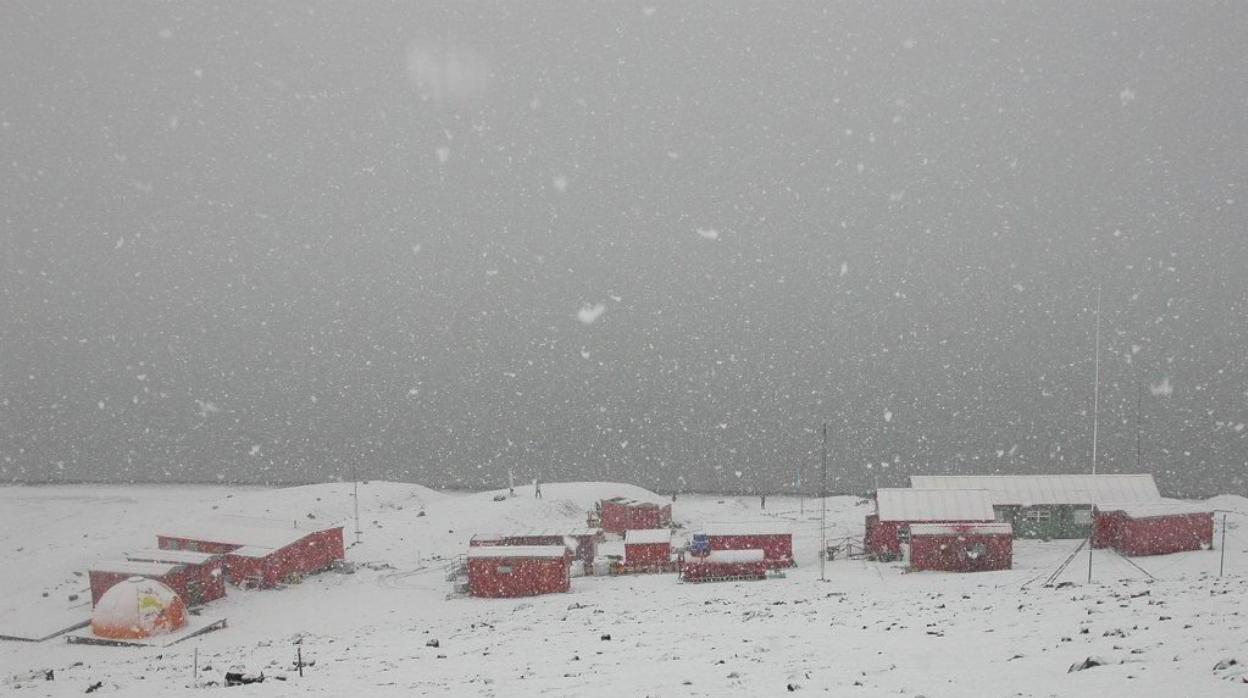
left=90, top=560, right=183, bottom=576
left=603, top=496, right=664, bottom=508
left=470, top=528, right=601, bottom=541
left=1098, top=501, right=1212, bottom=519
left=909, top=523, right=1013, bottom=537
left=125, top=549, right=220, bottom=565
left=156, top=516, right=342, bottom=551
left=228, top=545, right=274, bottom=559
left=875, top=488, right=996, bottom=522
left=909, top=474, right=1161, bottom=506
left=466, top=545, right=568, bottom=560
left=700, top=522, right=792, bottom=537
left=705, top=549, right=766, bottom=563
left=625, top=529, right=673, bottom=544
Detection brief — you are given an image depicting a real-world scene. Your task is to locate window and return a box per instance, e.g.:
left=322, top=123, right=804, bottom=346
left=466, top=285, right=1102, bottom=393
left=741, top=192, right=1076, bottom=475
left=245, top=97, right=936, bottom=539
left=1023, top=508, right=1052, bottom=524
left=1072, top=509, right=1093, bottom=525
left=496, top=565, right=513, bottom=574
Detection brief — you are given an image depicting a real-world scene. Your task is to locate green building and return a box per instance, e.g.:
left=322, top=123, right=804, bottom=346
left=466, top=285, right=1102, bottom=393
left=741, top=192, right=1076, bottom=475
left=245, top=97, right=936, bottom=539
left=908, top=474, right=1162, bottom=540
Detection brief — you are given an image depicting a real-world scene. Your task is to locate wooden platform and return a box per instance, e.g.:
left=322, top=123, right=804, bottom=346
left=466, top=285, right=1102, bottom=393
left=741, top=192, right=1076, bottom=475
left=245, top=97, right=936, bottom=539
left=66, top=617, right=226, bottom=648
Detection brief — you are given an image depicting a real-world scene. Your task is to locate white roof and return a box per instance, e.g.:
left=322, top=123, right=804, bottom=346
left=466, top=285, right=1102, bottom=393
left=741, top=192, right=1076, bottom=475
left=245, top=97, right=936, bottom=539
left=909, top=523, right=1013, bottom=536
left=157, top=515, right=341, bottom=551
left=471, top=528, right=600, bottom=541
left=1098, top=501, right=1212, bottom=519
left=126, top=549, right=219, bottom=565
left=875, top=488, right=996, bottom=522
left=705, top=549, right=766, bottom=563
left=909, top=474, right=1161, bottom=506
left=603, top=497, right=665, bottom=507
left=91, top=560, right=182, bottom=576
left=700, top=522, right=792, bottom=537
left=466, top=545, right=568, bottom=560
left=625, top=529, right=673, bottom=544
left=228, top=545, right=274, bottom=559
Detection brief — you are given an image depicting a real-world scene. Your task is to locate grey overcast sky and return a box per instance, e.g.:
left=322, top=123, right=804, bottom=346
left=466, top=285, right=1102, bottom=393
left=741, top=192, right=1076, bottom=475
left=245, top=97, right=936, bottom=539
left=2, top=2, right=1246, bottom=495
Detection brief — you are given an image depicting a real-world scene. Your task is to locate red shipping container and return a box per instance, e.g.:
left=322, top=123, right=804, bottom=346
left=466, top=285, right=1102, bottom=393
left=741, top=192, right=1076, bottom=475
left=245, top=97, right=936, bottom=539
left=600, top=498, right=672, bottom=534
left=1094, top=504, right=1213, bottom=556
left=908, top=523, right=1013, bottom=572
left=623, top=529, right=673, bottom=568
left=701, top=523, right=794, bottom=568
left=467, top=546, right=570, bottom=598
left=681, top=549, right=770, bottom=583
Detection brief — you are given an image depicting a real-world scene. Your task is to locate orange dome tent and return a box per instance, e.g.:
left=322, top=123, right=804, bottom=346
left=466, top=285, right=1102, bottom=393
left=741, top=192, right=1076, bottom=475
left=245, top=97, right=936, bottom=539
left=90, top=577, right=188, bottom=640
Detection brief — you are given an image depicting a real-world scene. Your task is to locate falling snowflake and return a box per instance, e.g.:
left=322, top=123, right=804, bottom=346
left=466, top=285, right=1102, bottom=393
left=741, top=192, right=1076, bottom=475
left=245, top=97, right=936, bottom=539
left=696, top=228, right=720, bottom=241
left=577, top=303, right=606, bottom=324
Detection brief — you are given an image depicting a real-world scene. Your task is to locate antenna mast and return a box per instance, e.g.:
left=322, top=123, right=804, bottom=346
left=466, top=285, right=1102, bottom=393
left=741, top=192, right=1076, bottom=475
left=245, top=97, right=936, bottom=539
left=1088, top=286, right=1102, bottom=583
left=820, top=422, right=828, bottom=582
left=1091, top=285, right=1102, bottom=476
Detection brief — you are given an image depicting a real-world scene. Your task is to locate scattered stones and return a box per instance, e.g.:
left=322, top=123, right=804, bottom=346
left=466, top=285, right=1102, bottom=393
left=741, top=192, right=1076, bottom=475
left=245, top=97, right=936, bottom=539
left=1068, top=657, right=1107, bottom=673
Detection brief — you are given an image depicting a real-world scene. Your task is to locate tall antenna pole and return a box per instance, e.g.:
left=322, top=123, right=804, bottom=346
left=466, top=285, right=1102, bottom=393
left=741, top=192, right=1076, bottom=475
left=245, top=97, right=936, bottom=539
left=1088, top=286, right=1102, bottom=583
left=1135, top=383, right=1143, bottom=470
left=352, top=462, right=362, bottom=545
left=1091, top=285, right=1102, bottom=477
left=1220, top=513, right=1228, bottom=577
left=820, top=422, right=828, bottom=582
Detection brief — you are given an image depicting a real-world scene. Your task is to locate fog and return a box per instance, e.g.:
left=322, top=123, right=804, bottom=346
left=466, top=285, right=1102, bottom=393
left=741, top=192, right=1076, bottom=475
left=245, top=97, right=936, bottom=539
left=2, top=2, right=1245, bottom=496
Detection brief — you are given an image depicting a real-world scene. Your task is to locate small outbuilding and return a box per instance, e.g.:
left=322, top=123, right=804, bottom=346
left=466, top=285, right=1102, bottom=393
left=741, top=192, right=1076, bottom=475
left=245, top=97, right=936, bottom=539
left=681, top=549, right=770, bottom=583
left=123, top=549, right=226, bottom=605
left=599, top=497, right=672, bottom=535
left=466, top=545, right=570, bottom=598
left=908, top=523, right=1013, bottom=572
left=623, top=529, right=674, bottom=570
left=699, top=522, right=794, bottom=568
left=469, top=528, right=603, bottom=566
left=865, top=488, right=997, bottom=559
left=1093, top=502, right=1213, bottom=556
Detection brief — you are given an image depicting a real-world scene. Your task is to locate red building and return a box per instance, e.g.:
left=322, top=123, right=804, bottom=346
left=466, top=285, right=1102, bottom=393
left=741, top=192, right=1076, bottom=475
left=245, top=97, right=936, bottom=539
left=623, top=529, right=673, bottom=570
left=599, top=497, right=672, bottom=535
left=123, top=549, right=226, bottom=605
left=681, top=549, right=770, bottom=583
left=701, top=522, right=794, bottom=568
left=908, top=523, right=1013, bottom=572
left=88, top=561, right=194, bottom=607
left=865, top=488, right=997, bottom=558
left=156, top=519, right=345, bottom=589
left=466, top=545, right=570, bottom=598
left=469, top=529, right=603, bottom=566
left=1093, top=503, right=1213, bottom=556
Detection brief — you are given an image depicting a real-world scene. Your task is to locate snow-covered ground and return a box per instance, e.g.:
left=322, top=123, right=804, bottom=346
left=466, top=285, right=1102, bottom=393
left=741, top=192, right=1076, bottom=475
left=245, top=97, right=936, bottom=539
left=3, top=482, right=1248, bottom=696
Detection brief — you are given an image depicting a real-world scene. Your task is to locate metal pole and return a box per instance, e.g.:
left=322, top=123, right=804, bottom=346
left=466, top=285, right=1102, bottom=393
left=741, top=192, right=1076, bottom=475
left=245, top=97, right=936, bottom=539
left=193, top=647, right=198, bottom=682
left=1135, top=383, right=1143, bottom=470
left=820, top=422, right=828, bottom=582
left=1091, top=286, right=1102, bottom=476
left=1086, top=527, right=1094, bottom=584
left=798, top=456, right=804, bottom=517
left=353, top=463, right=362, bottom=545
left=1220, top=513, right=1228, bottom=577
left=298, top=646, right=304, bottom=678
left=1087, top=286, right=1102, bottom=583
